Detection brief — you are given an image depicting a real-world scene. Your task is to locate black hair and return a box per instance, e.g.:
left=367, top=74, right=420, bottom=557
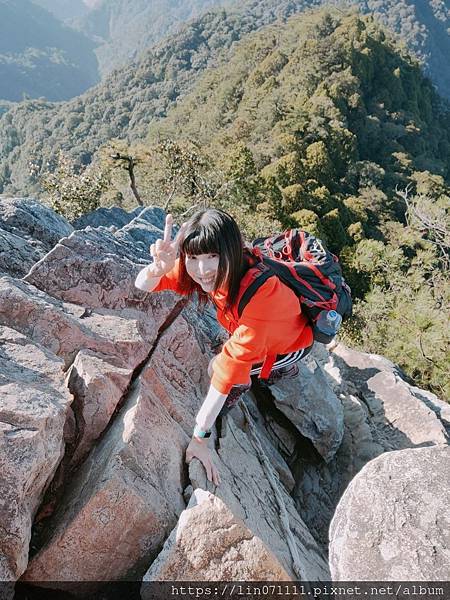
left=178, top=208, right=246, bottom=310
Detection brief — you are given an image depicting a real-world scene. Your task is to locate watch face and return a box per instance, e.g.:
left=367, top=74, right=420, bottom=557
left=203, top=431, right=212, bottom=438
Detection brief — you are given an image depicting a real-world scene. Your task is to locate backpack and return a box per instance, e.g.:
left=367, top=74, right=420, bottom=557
left=236, top=229, right=352, bottom=344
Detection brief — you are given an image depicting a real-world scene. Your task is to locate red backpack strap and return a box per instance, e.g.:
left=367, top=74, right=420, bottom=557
left=259, top=354, right=277, bottom=379
left=303, top=262, right=336, bottom=290
left=235, top=261, right=275, bottom=319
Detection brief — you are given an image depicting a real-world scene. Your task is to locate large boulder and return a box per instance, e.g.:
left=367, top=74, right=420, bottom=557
left=323, top=344, right=449, bottom=447
left=329, top=445, right=450, bottom=580
left=65, top=349, right=135, bottom=467
left=0, top=326, right=73, bottom=581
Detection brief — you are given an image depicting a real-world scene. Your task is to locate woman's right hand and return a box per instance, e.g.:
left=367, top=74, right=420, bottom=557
left=186, top=438, right=221, bottom=486
left=148, top=214, right=187, bottom=277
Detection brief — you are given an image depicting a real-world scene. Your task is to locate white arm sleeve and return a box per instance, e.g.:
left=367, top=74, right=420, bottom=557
left=195, top=383, right=228, bottom=431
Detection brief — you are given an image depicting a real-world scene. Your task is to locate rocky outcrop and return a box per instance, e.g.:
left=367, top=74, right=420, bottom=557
left=22, top=379, right=189, bottom=585
left=0, top=197, right=73, bottom=247
left=0, top=277, right=157, bottom=369
left=0, top=197, right=73, bottom=277
left=325, top=344, right=450, bottom=446
left=270, top=359, right=344, bottom=462
left=71, top=206, right=143, bottom=230
left=0, top=198, right=448, bottom=593
left=189, top=413, right=330, bottom=581
left=0, top=274, right=181, bottom=583
left=0, top=227, right=45, bottom=278
left=0, top=205, right=185, bottom=584
left=143, top=489, right=292, bottom=583
left=23, top=226, right=151, bottom=309
left=21, top=304, right=224, bottom=585
left=71, top=205, right=169, bottom=249
left=65, top=349, right=135, bottom=467
left=287, top=344, right=449, bottom=550
left=329, top=445, right=450, bottom=580
left=22, top=215, right=176, bottom=310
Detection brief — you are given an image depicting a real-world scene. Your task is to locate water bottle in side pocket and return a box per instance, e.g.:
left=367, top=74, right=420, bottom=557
left=313, top=309, right=343, bottom=344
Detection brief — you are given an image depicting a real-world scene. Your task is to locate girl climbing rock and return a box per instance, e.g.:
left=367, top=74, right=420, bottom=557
left=135, top=208, right=314, bottom=485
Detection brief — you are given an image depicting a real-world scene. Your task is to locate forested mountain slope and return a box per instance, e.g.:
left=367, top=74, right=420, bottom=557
left=33, top=0, right=450, bottom=94
left=0, top=0, right=317, bottom=194
left=0, top=0, right=449, bottom=195
left=359, top=0, right=450, bottom=98
left=149, top=10, right=450, bottom=186
left=0, top=0, right=99, bottom=102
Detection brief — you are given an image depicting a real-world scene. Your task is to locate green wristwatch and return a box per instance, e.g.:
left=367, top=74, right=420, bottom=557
left=193, top=425, right=211, bottom=439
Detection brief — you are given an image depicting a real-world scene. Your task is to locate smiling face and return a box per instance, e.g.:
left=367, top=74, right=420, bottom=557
left=178, top=208, right=245, bottom=304
left=184, top=253, right=220, bottom=292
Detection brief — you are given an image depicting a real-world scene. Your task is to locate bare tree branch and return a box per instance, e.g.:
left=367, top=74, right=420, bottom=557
left=418, top=332, right=448, bottom=375
left=163, top=183, right=176, bottom=212
left=110, top=152, right=143, bottom=206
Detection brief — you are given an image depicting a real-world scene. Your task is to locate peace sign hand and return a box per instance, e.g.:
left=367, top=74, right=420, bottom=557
left=148, top=214, right=187, bottom=277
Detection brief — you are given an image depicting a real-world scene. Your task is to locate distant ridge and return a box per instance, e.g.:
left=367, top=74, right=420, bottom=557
left=75, top=0, right=230, bottom=78
left=0, top=0, right=99, bottom=102
left=31, top=0, right=89, bottom=21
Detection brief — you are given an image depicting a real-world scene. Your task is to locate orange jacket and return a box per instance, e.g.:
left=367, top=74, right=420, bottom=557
left=153, top=257, right=313, bottom=394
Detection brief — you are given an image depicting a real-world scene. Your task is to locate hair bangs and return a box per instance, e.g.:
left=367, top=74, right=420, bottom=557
left=181, top=224, right=221, bottom=257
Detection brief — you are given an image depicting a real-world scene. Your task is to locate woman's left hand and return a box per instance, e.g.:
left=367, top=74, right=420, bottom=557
left=186, top=438, right=221, bottom=486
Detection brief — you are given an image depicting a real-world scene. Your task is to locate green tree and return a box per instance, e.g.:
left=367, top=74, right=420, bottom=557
left=321, top=208, right=349, bottom=253
left=290, top=208, right=326, bottom=240
left=219, top=142, right=263, bottom=210
left=40, top=152, right=108, bottom=221
left=301, top=141, right=335, bottom=189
